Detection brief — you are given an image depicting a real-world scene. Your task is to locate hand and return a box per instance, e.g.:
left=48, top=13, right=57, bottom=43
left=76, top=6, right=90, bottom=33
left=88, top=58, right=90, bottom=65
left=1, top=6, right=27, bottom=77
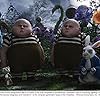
left=2, top=66, right=10, bottom=74
left=0, top=66, right=10, bottom=77
left=90, top=67, right=96, bottom=75
left=81, top=67, right=87, bottom=75
left=0, top=66, right=13, bottom=85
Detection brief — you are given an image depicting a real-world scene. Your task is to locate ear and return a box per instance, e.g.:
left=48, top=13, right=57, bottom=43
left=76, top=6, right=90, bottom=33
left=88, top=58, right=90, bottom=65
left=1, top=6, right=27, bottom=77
left=79, top=27, right=81, bottom=34
left=92, top=40, right=100, bottom=48
left=85, top=35, right=90, bottom=46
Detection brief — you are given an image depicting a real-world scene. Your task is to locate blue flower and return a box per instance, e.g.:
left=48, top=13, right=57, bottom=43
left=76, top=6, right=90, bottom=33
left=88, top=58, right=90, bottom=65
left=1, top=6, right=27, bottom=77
left=74, top=5, right=93, bottom=23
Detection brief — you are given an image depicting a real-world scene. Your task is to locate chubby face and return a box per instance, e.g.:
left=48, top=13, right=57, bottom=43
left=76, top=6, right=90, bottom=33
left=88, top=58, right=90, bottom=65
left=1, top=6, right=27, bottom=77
left=61, top=19, right=81, bottom=37
left=12, top=19, right=32, bottom=37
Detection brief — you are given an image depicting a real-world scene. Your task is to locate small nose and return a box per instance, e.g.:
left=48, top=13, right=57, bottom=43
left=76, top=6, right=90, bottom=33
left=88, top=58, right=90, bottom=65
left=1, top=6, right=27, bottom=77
left=20, top=25, right=24, bottom=28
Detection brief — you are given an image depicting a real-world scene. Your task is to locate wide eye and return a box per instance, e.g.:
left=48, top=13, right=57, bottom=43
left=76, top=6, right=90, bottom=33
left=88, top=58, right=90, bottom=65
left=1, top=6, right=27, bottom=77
left=63, top=24, right=73, bottom=28
left=64, top=24, right=68, bottom=28
left=88, top=49, right=92, bottom=54
left=68, top=25, right=73, bottom=28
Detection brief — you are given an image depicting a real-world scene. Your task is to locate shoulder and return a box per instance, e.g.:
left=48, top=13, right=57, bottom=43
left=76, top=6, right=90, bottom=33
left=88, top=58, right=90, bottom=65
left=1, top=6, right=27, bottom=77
left=31, top=33, right=38, bottom=38
left=3, top=33, right=12, bottom=39
left=91, top=55, right=100, bottom=64
left=93, top=55, right=100, bottom=60
left=81, top=33, right=87, bottom=40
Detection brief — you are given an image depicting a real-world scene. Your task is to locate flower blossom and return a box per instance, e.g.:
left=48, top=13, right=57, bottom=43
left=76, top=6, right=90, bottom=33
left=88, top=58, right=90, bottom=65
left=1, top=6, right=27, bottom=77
left=92, top=10, right=100, bottom=24
left=74, top=5, right=93, bottom=23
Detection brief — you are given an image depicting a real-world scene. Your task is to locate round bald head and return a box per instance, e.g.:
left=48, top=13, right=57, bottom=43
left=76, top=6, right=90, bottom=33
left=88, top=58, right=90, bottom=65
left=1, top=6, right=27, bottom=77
left=12, top=18, right=32, bottom=37
left=63, top=19, right=80, bottom=28
left=61, top=19, right=81, bottom=37
left=14, top=18, right=32, bottom=26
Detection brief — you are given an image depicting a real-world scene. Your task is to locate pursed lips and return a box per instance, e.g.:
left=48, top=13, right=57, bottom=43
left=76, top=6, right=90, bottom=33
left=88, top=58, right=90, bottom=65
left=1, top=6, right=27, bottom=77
left=20, top=30, right=24, bottom=32
left=65, top=30, right=69, bottom=32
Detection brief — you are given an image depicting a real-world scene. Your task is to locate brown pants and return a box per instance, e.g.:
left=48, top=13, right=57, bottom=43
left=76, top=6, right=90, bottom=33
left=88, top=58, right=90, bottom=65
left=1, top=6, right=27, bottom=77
left=7, top=43, right=44, bottom=73
left=53, top=43, right=83, bottom=71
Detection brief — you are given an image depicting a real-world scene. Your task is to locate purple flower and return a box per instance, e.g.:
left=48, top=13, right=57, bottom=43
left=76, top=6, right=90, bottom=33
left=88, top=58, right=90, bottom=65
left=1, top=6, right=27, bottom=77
left=33, top=26, right=55, bottom=43
left=44, top=28, right=55, bottom=43
left=94, top=34, right=100, bottom=42
left=74, top=5, right=93, bottom=23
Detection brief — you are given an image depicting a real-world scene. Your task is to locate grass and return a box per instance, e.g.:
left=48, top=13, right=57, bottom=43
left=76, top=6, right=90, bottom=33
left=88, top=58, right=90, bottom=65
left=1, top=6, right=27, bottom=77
left=1, top=68, right=100, bottom=90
